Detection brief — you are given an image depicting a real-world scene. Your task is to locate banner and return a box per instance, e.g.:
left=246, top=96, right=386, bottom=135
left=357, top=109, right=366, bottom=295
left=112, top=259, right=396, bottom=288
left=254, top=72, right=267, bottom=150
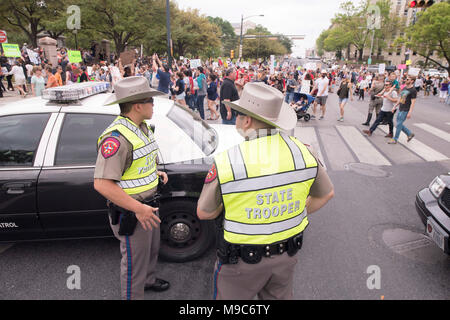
left=1, top=43, right=21, bottom=57
left=190, top=59, right=201, bottom=69
left=68, top=50, right=82, bottom=63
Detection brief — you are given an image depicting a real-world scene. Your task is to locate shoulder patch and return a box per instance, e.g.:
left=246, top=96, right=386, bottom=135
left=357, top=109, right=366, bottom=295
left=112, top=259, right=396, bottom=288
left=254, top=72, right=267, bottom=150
left=204, top=164, right=217, bottom=184
left=111, top=131, right=120, bottom=137
left=101, top=137, right=121, bottom=159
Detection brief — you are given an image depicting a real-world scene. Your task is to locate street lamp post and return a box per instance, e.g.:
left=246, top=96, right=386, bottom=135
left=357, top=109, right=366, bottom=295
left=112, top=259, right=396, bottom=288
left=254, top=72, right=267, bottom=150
left=239, top=14, right=264, bottom=60
left=166, top=0, right=172, bottom=67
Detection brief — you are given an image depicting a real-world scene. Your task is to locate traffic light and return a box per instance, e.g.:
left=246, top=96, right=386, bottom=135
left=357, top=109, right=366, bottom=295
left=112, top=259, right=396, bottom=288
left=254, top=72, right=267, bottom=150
left=230, top=50, right=234, bottom=59
left=408, top=1, right=417, bottom=7
left=416, top=0, right=434, bottom=7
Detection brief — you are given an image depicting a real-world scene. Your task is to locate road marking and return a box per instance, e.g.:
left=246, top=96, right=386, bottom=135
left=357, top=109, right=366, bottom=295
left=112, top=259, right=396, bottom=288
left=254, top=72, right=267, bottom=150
left=294, top=126, right=327, bottom=169
left=379, top=126, right=448, bottom=162
left=336, top=126, right=391, bottom=166
left=318, top=126, right=356, bottom=171
left=413, top=123, right=450, bottom=143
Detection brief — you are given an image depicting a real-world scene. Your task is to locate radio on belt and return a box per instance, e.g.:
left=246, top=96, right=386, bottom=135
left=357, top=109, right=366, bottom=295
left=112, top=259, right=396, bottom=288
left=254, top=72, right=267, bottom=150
left=42, top=82, right=111, bottom=102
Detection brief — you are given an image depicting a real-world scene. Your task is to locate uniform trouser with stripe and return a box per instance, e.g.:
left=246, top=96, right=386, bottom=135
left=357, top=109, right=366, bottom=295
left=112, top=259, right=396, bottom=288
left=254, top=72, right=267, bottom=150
left=213, top=252, right=298, bottom=300
left=110, top=216, right=160, bottom=300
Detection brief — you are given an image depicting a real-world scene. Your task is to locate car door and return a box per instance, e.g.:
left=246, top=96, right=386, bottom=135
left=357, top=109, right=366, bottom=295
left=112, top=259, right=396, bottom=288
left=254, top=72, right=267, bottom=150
left=0, top=113, right=54, bottom=241
left=37, top=112, right=116, bottom=239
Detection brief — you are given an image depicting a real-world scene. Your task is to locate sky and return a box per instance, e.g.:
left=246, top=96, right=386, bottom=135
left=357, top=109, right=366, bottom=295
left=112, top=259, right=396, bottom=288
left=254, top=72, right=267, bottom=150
left=175, top=0, right=361, bottom=57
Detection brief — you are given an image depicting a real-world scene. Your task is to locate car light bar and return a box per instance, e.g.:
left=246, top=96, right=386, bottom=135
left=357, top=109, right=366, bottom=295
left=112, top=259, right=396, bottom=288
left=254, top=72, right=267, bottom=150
left=42, top=82, right=110, bottom=102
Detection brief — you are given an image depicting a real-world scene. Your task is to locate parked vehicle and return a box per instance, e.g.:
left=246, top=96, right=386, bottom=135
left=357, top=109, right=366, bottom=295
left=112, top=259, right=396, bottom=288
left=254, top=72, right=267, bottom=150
left=0, top=82, right=244, bottom=262
left=415, top=173, right=450, bottom=255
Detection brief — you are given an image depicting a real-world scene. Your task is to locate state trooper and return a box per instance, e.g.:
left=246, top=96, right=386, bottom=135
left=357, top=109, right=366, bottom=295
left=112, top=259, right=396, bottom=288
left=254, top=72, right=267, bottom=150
left=94, top=76, right=170, bottom=300
left=197, top=82, right=335, bottom=300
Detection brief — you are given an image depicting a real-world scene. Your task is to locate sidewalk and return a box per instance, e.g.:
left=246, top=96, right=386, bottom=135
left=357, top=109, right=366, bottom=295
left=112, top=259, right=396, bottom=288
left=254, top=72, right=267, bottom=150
left=0, top=90, right=29, bottom=107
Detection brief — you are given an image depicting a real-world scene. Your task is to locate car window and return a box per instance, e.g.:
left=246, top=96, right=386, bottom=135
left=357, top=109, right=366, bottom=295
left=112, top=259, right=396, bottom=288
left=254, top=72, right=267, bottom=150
left=166, top=103, right=218, bottom=156
left=55, top=113, right=115, bottom=165
left=0, top=113, right=50, bottom=167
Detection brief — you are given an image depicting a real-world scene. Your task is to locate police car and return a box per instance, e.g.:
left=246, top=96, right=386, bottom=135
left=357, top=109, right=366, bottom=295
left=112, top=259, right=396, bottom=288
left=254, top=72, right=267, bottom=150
left=415, top=173, right=450, bottom=255
left=0, top=82, right=243, bottom=262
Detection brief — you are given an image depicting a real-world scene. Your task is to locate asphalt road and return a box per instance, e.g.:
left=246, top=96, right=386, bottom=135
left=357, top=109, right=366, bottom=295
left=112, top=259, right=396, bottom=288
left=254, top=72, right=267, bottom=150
left=1, top=91, right=449, bottom=300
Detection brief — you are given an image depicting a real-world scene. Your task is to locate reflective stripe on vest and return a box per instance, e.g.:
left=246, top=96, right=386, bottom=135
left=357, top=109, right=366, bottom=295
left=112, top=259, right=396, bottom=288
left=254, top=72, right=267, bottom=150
left=98, top=116, right=159, bottom=195
left=215, top=132, right=318, bottom=245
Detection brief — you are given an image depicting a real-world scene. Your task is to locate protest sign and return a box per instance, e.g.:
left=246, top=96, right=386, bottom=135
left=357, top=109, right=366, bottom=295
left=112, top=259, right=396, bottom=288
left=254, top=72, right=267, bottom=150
left=408, top=67, right=420, bottom=77
left=397, top=64, right=406, bottom=70
left=120, top=50, right=136, bottom=66
left=26, top=49, right=40, bottom=65
left=68, top=50, right=83, bottom=63
left=2, top=43, right=21, bottom=57
left=378, top=63, right=385, bottom=74
left=190, top=59, right=201, bottom=69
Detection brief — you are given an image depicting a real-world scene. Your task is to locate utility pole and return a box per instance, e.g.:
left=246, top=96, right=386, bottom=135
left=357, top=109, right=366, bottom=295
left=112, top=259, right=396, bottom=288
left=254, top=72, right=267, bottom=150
left=166, top=0, right=172, bottom=67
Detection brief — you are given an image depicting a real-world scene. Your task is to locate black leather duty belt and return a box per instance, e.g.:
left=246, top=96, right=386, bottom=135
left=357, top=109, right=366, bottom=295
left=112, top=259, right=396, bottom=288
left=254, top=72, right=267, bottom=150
left=218, top=233, right=303, bottom=265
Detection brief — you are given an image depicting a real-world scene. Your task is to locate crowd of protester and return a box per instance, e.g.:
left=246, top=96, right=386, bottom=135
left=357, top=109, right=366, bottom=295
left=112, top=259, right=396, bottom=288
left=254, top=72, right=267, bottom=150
left=1, top=43, right=449, bottom=136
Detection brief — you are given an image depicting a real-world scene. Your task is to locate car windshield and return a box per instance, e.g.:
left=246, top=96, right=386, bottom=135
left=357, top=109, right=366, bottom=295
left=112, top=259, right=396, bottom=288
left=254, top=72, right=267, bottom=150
left=166, top=103, right=218, bottom=156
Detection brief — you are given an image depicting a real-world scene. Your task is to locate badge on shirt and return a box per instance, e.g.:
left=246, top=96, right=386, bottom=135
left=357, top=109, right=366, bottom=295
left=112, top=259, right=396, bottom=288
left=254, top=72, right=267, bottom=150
left=204, top=164, right=217, bottom=184
left=101, top=137, right=121, bottom=159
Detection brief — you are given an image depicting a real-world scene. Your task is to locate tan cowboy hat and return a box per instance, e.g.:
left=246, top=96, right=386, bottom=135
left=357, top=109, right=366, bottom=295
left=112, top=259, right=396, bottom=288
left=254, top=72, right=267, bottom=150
left=104, top=76, right=165, bottom=106
left=223, top=82, right=297, bottom=131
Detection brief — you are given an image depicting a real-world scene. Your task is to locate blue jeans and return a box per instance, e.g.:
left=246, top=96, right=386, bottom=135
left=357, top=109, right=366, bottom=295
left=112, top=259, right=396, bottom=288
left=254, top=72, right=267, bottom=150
left=195, top=94, right=206, bottom=120
left=222, top=117, right=236, bottom=125
left=285, top=92, right=295, bottom=104
left=394, top=111, right=412, bottom=141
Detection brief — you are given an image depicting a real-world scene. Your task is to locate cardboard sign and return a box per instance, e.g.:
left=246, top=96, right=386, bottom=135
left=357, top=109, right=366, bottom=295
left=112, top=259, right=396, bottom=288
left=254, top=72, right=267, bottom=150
left=26, top=49, right=40, bottom=65
left=120, top=50, right=136, bottom=66
left=397, top=64, right=407, bottom=70
left=408, top=67, right=420, bottom=77
left=1, top=43, right=21, bottom=57
left=378, top=63, right=386, bottom=74
left=68, top=50, right=83, bottom=63
left=190, top=59, right=201, bottom=69
left=406, top=59, right=412, bottom=66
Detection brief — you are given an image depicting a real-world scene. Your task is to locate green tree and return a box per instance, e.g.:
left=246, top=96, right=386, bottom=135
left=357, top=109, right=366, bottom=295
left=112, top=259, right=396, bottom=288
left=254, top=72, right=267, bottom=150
left=0, top=0, right=61, bottom=47
left=79, top=0, right=156, bottom=56
left=208, top=16, right=237, bottom=55
left=170, top=9, right=221, bottom=58
left=399, top=2, right=450, bottom=73
left=242, top=25, right=288, bottom=60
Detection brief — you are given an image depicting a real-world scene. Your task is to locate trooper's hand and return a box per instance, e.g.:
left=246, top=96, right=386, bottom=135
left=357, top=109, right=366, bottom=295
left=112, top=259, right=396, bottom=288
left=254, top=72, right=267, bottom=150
left=158, top=171, right=168, bottom=185
left=135, top=204, right=161, bottom=231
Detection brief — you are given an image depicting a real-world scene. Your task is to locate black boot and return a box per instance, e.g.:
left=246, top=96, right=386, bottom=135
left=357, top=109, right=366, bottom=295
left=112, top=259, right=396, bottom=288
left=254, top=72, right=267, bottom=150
left=362, top=113, right=372, bottom=126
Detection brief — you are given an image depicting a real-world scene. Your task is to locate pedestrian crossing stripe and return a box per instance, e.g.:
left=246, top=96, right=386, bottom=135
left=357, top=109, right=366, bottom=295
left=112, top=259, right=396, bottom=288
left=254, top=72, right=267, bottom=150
left=294, top=127, right=327, bottom=170
left=413, top=123, right=450, bottom=143
left=378, top=126, right=448, bottom=162
left=336, top=126, right=391, bottom=166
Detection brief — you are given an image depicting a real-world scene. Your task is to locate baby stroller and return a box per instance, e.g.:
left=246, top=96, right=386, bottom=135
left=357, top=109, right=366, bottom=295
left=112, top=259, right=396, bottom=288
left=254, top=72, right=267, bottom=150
left=291, top=93, right=315, bottom=121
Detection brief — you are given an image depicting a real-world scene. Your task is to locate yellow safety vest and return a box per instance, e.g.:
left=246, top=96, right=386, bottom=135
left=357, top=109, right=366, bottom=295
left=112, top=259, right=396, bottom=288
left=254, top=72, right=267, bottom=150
left=215, top=132, right=318, bottom=245
left=98, top=116, right=159, bottom=195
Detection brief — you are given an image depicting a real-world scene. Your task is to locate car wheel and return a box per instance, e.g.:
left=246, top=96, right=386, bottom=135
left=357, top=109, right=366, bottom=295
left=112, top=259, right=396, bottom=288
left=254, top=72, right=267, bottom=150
left=159, top=199, right=215, bottom=262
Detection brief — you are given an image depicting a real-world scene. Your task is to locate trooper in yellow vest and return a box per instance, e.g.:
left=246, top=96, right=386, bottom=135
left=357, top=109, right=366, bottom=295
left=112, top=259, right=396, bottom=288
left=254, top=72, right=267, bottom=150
left=94, top=76, right=170, bottom=300
left=197, top=82, right=335, bottom=300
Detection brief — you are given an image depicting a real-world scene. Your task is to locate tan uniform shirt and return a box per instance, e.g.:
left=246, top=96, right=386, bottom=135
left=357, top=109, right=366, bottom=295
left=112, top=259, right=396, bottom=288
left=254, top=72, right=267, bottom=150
left=198, top=132, right=333, bottom=213
left=94, top=120, right=157, bottom=201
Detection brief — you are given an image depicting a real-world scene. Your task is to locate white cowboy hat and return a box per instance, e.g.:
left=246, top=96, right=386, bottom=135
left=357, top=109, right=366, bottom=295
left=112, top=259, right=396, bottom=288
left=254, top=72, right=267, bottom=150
left=104, top=76, right=165, bottom=106
left=223, top=82, right=297, bottom=131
